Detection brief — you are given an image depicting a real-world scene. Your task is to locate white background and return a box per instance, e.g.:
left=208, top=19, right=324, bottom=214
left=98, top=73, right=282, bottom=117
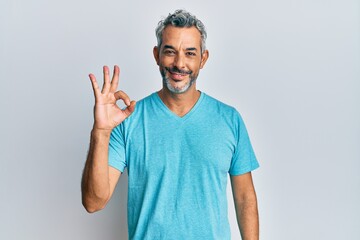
left=1, top=0, right=359, bottom=239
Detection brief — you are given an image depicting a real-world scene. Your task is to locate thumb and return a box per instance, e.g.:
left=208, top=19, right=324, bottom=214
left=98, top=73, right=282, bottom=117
left=123, top=100, right=136, bottom=117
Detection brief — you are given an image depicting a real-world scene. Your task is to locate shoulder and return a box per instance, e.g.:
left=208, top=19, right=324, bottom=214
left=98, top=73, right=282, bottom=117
left=201, top=92, right=241, bottom=118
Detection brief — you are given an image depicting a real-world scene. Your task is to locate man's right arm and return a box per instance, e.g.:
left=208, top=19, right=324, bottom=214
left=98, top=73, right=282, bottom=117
left=81, top=129, right=121, bottom=213
left=81, top=65, right=135, bottom=213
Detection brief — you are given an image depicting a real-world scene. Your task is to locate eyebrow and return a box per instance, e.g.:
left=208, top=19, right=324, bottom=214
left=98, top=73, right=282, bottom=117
left=163, top=45, right=175, bottom=50
left=163, top=45, right=198, bottom=51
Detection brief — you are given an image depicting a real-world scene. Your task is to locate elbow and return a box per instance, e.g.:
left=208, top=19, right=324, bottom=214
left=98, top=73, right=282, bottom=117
left=81, top=201, right=95, bottom=213
left=82, top=193, right=109, bottom=213
left=83, top=204, right=96, bottom=213
left=83, top=203, right=104, bottom=213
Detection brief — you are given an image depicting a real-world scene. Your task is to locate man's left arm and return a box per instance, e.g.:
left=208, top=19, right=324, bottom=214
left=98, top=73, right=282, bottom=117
left=230, top=172, right=259, bottom=240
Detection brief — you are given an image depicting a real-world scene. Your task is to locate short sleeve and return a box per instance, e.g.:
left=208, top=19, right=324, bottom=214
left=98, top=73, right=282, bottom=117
left=229, top=112, right=259, bottom=175
left=108, top=124, right=127, bottom=172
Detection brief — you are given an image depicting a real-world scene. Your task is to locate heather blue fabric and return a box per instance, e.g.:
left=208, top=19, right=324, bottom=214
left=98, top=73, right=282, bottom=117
left=109, top=92, right=259, bottom=240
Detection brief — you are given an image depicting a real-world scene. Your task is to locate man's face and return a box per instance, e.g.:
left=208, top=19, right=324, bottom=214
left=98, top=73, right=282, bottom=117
left=154, top=26, right=209, bottom=94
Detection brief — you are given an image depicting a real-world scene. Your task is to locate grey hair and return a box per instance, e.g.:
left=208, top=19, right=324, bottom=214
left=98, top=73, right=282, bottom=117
left=155, top=9, right=207, bottom=53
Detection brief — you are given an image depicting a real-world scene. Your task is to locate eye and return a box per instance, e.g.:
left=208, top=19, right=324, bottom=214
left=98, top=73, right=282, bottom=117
left=164, top=50, right=176, bottom=55
left=186, top=52, right=196, bottom=56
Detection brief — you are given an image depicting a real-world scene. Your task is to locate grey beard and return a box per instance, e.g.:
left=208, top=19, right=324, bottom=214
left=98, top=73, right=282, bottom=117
left=160, top=68, right=197, bottom=94
left=163, top=76, right=196, bottom=94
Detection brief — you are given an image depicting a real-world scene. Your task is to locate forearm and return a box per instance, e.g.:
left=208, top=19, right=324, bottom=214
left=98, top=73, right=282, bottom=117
left=81, top=129, right=112, bottom=212
left=235, top=195, right=259, bottom=240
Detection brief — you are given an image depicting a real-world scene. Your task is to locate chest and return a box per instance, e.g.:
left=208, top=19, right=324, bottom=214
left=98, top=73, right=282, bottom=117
left=124, top=115, right=236, bottom=179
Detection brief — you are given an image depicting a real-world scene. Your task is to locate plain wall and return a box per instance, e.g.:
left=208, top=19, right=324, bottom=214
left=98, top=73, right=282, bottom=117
left=1, top=0, right=359, bottom=239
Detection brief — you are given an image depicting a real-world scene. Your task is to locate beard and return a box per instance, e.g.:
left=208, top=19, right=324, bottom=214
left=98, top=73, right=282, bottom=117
left=160, top=66, right=197, bottom=94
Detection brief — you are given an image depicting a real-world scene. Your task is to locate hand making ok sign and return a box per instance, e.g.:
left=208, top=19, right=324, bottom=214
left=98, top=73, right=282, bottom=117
left=89, top=65, right=136, bottom=131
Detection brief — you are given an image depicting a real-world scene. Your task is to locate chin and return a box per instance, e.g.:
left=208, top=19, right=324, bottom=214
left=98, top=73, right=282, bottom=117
left=165, top=79, right=193, bottom=94
left=166, top=83, right=190, bottom=94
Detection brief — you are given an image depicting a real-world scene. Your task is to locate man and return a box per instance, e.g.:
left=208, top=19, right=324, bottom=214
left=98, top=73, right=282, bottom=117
left=82, top=9, right=259, bottom=240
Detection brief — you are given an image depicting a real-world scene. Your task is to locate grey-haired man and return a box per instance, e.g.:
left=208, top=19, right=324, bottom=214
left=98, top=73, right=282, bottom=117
left=82, top=9, right=259, bottom=240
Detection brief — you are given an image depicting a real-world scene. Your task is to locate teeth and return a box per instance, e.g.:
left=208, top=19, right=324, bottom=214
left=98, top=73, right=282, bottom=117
left=170, top=71, right=186, bottom=76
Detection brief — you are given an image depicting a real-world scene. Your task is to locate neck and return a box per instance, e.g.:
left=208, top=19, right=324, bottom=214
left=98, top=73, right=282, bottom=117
left=157, top=86, right=201, bottom=117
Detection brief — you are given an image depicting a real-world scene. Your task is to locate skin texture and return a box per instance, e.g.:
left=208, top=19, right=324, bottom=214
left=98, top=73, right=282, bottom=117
left=81, top=26, right=259, bottom=239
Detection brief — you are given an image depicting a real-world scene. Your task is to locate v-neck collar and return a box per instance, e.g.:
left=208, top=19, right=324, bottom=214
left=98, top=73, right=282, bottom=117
left=152, top=91, right=205, bottom=121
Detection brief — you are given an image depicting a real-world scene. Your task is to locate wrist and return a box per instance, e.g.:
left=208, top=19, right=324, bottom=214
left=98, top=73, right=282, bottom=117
left=91, top=128, right=112, bottom=139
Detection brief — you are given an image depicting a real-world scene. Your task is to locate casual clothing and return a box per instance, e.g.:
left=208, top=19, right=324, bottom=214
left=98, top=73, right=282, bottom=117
left=109, top=92, right=259, bottom=240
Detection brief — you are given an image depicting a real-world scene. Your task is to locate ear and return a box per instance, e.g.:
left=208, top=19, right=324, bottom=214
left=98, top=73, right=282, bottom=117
left=153, top=46, right=160, bottom=65
left=200, top=50, right=209, bottom=69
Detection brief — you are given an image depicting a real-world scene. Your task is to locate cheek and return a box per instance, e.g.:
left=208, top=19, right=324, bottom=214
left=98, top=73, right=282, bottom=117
left=190, top=63, right=201, bottom=72
left=159, top=56, right=174, bottom=65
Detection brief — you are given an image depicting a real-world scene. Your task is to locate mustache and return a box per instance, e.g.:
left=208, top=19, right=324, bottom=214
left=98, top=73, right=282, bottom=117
left=165, top=67, right=192, bottom=75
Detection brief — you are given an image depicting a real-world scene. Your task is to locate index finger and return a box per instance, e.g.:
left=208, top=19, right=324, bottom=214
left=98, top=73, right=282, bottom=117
left=89, top=73, right=100, bottom=97
left=110, top=65, right=120, bottom=92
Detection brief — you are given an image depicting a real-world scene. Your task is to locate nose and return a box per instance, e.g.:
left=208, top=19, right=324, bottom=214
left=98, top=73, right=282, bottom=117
left=174, top=53, right=185, bottom=69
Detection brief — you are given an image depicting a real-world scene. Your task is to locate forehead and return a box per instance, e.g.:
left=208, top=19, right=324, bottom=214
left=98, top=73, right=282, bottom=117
left=161, top=26, right=201, bottom=49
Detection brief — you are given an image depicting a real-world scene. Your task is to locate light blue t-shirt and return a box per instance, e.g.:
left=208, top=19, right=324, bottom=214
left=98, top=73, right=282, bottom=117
left=109, top=92, right=259, bottom=240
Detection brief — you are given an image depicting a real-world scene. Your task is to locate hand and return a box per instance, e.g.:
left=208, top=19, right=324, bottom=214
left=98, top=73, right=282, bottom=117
left=89, top=65, right=136, bottom=131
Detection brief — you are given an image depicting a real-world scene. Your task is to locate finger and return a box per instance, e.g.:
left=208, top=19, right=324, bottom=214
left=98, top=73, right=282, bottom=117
left=114, top=90, right=131, bottom=106
left=123, top=100, right=136, bottom=117
left=89, top=73, right=100, bottom=97
left=102, top=65, right=111, bottom=93
left=110, top=65, right=120, bottom=92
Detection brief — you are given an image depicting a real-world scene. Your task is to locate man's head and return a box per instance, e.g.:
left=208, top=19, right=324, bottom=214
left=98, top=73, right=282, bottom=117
left=155, top=9, right=207, bottom=54
left=154, top=10, right=209, bottom=94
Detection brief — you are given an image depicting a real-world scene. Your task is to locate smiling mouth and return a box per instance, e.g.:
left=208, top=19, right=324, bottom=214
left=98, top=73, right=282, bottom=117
left=170, top=73, right=187, bottom=81
left=165, top=67, right=192, bottom=75
left=170, top=71, right=187, bottom=76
